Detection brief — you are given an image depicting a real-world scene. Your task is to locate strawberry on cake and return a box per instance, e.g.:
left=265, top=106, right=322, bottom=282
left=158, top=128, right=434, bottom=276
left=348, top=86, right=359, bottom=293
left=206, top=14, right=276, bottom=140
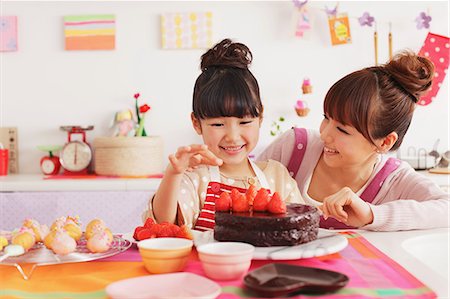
left=214, top=188, right=319, bottom=247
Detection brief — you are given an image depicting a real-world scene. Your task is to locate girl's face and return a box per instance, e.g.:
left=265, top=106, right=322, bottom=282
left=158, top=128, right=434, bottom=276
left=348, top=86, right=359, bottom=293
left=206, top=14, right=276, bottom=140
left=319, top=114, right=378, bottom=168
left=193, top=116, right=261, bottom=166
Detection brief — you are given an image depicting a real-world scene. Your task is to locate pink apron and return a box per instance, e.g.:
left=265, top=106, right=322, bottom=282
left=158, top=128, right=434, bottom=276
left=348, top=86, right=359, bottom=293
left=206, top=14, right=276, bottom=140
left=193, top=159, right=271, bottom=232
left=287, top=128, right=401, bottom=229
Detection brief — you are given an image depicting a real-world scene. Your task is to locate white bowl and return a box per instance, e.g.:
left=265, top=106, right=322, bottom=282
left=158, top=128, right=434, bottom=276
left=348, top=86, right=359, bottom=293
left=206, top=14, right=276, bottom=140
left=197, top=242, right=254, bottom=280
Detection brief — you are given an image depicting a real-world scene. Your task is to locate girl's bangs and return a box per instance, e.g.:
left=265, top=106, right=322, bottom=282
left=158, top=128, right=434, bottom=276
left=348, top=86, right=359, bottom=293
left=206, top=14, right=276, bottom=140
left=195, top=74, right=262, bottom=119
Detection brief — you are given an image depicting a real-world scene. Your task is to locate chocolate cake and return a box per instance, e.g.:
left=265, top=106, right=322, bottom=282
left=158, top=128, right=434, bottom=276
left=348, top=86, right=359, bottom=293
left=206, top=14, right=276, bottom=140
left=214, top=203, right=320, bottom=247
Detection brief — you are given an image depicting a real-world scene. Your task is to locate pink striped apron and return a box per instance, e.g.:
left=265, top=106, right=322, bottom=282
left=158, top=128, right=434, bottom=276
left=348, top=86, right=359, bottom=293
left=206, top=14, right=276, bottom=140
left=193, top=159, right=271, bottom=232
left=287, top=128, right=401, bottom=229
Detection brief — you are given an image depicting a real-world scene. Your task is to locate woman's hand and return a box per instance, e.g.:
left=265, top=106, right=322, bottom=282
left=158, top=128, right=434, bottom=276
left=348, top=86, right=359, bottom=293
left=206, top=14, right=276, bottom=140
left=167, top=144, right=223, bottom=175
left=319, top=187, right=374, bottom=227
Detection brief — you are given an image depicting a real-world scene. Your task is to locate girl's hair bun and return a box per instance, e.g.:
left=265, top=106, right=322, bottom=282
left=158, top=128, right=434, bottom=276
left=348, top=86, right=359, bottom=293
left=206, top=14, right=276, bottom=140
left=200, top=38, right=252, bottom=71
left=384, top=50, right=434, bottom=100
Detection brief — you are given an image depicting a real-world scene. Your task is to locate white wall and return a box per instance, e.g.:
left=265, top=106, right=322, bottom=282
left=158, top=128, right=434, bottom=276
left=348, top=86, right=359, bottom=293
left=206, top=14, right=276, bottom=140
left=1, top=1, right=449, bottom=174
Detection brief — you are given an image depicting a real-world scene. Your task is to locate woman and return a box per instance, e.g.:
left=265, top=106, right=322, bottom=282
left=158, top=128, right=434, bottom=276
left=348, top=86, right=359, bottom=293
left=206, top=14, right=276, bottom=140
left=258, top=51, right=449, bottom=231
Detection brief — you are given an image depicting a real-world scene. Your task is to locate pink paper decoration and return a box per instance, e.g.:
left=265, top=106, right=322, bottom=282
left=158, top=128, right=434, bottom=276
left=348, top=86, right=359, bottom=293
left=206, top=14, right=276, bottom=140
left=0, top=16, right=18, bottom=52
left=417, top=32, right=450, bottom=106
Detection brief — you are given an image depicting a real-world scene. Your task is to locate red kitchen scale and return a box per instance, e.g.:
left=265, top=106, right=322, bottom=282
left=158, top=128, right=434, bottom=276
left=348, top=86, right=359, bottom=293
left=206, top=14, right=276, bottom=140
left=59, top=125, right=94, bottom=175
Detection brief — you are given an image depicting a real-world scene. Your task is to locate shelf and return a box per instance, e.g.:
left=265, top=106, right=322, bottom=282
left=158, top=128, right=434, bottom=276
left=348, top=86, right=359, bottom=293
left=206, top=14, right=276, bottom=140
left=0, top=174, right=161, bottom=192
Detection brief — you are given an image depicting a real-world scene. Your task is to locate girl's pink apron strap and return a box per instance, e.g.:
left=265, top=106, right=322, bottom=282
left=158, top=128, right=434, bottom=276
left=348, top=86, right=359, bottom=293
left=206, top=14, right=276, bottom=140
left=287, top=128, right=308, bottom=178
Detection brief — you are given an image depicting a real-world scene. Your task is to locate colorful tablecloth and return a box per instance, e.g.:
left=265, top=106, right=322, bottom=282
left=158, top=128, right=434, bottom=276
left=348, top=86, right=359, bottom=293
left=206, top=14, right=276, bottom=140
left=0, top=232, right=436, bottom=299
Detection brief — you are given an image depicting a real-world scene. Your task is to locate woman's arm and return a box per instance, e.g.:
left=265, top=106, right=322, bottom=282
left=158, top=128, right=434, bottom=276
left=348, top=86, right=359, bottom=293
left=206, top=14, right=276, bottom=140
left=364, top=167, right=449, bottom=231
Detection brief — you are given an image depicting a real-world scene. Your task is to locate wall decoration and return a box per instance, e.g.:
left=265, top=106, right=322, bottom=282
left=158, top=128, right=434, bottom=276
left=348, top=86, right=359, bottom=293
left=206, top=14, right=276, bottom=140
left=161, top=12, right=213, bottom=49
left=417, top=32, right=450, bottom=106
left=0, top=16, right=18, bottom=52
left=292, top=0, right=311, bottom=38
left=415, top=11, right=432, bottom=30
left=64, top=15, right=115, bottom=50
left=328, top=13, right=352, bottom=46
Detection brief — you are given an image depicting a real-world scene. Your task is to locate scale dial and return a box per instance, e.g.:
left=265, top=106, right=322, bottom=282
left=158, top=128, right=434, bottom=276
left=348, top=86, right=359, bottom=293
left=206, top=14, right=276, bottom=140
left=60, top=141, right=92, bottom=172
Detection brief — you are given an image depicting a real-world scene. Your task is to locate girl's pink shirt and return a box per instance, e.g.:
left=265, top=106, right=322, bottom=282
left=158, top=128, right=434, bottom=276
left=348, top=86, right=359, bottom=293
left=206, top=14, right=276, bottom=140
left=257, top=129, right=449, bottom=231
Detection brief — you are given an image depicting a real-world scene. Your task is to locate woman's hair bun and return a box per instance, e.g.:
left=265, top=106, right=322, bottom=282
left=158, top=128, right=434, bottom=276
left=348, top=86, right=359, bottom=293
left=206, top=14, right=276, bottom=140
left=200, top=38, right=252, bottom=71
left=384, top=50, right=435, bottom=100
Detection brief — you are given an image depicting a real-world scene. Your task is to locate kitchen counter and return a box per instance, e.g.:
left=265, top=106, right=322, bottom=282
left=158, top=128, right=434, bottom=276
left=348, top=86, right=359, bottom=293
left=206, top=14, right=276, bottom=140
left=1, top=171, right=448, bottom=192
left=359, top=228, right=449, bottom=298
left=0, top=174, right=161, bottom=191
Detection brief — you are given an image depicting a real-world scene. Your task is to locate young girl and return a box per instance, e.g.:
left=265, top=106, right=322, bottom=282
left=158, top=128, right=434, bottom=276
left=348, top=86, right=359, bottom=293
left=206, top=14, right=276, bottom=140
left=258, top=51, right=449, bottom=231
left=144, top=39, right=304, bottom=230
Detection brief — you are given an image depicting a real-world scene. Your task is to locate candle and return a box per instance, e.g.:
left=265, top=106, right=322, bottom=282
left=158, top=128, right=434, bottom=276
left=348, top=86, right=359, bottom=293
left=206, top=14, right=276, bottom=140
left=374, top=25, right=378, bottom=66
left=388, top=22, right=393, bottom=60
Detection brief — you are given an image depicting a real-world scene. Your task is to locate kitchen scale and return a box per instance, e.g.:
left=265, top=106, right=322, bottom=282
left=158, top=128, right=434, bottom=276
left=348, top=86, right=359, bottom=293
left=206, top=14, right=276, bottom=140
left=59, top=125, right=94, bottom=175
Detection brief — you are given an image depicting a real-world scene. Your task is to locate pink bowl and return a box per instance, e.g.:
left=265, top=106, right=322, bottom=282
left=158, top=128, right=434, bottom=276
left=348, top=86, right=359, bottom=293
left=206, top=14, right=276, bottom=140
left=197, top=242, right=255, bottom=280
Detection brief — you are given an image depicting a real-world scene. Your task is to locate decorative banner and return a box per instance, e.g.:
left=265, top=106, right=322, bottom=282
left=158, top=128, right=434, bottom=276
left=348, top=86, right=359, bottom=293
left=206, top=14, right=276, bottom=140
left=417, top=32, right=450, bottom=106
left=0, top=16, right=18, bottom=52
left=328, top=14, right=352, bottom=46
left=64, top=15, right=115, bottom=50
left=161, top=12, right=213, bottom=49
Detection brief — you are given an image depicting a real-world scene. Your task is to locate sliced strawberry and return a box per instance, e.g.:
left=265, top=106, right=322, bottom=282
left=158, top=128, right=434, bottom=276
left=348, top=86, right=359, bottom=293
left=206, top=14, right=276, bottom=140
left=267, top=192, right=287, bottom=214
left=216, top=191, right=232, bottom=212
left=144, top=218, right=155, bottom=228
left=136, top=228, right=155, bottom=240
left=232, top=192, right=250, bottom=212
left=246, top=185, right=258, bottom=205
left=133, top=226, right=145, bottom=240
left=176, top=225, right=193, bottom=240
left=157, top=223, right=175, bottom=237
left=253, top=188, right=270, bottom=212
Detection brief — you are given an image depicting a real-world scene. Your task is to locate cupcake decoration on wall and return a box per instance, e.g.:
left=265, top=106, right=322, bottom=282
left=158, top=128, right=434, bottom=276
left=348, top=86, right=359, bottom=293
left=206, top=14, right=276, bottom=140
left=301, top=77, right=313, bottom=94
left=295, top=77, right=312, bottom=117
left=295, top=100, right=310, bottom=116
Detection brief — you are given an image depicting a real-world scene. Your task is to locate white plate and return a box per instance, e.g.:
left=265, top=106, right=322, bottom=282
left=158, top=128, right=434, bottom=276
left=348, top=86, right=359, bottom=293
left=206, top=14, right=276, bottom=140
left=105, top=272, right=221, bottom=299
left=121, top=232, right=136, bottom=244
left=0, top=235, right=131, bottom=266
left=192, top=229, right=348, bottom=260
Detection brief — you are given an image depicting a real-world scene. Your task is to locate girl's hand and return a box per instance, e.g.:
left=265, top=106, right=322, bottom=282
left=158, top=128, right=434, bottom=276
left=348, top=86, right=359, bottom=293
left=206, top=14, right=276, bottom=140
left=319, top=187, right=374, bottom=227
left=167, top=144, right=223, bottom=174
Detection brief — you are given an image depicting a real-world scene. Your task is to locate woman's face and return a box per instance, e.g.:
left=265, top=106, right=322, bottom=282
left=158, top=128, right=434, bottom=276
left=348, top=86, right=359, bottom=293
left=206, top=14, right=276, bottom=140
left=319, top=114, right=378, bottom=169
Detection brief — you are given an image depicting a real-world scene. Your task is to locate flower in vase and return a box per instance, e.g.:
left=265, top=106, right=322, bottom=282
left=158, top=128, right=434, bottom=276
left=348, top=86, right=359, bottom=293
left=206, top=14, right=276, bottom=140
left=133, top=93, right=151, bottom=137
left=136, top=104, right=151, bottom=137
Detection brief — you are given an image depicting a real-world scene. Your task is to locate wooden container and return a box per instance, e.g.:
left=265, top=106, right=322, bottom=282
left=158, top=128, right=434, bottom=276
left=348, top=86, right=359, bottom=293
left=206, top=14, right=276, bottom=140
left=93, top=136, right=164, bottom=176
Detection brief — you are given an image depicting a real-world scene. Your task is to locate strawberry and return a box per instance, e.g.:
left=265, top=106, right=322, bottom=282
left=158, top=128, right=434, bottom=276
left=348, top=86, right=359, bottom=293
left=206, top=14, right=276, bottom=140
left=267, top=192, right=287, bottom=214
left=157, top=222, right=176, bottom=237
left=246, top=185, right=258, bottom=205
left=230, top=188, right=241, bottom=202
left=136, top=228, right=155, bottom=240
left=133, top=226, right=145, bottom=240
left=253, top=188, right=270, bottom=212
left=176, top=225, right=193, bottom=240
left=232, top=192, right=250, bottom=212
left=144, top=218, right=155, bottom=228
left=216, top=191, right=232, bottom=212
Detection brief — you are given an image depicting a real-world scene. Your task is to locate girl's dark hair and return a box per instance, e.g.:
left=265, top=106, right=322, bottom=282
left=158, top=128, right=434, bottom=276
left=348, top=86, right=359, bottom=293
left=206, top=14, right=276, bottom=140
left=323, top=50, right=434, bottom=151
left=192, top=38, right=263, bottom=119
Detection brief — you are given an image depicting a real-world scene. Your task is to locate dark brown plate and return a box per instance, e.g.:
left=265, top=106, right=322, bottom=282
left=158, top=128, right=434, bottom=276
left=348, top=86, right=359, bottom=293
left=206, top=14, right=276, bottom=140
left=243, top=263, right=349, bottom=297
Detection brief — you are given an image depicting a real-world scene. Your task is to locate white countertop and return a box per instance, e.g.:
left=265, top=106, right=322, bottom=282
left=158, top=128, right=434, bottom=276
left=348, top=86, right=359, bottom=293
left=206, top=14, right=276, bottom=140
left=0, top=174, right=161, bottom=192
left=358, top=228, right=449, bottom=298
